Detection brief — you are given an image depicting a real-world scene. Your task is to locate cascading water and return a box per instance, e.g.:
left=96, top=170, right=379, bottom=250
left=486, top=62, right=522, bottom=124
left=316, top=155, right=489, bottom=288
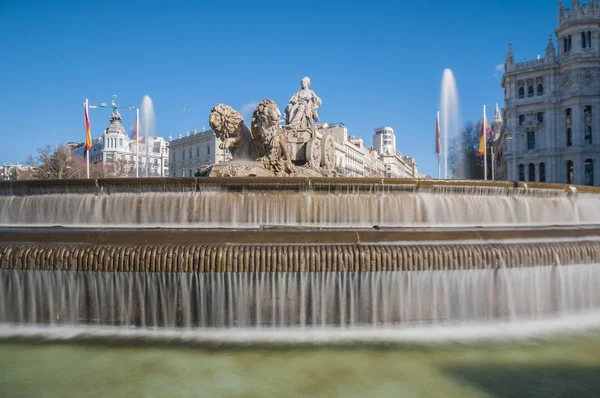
left=140, top=95, right=156, bottom=178
left=3, top=266, right=600, bottom=329
left=1, top=190, right=600, bottom=227
left=440, top=68, right=460, bottom=179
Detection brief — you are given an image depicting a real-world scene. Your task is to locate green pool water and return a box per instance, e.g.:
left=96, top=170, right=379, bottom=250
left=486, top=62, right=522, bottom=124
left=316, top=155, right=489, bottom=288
left=2, top=334, right=600, bottom=397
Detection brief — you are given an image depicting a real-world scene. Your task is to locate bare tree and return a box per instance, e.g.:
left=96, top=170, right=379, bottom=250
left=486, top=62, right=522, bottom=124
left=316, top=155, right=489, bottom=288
left=26, top=144, right=103, bottom=179
left=103, top=157, right=136, bottom=178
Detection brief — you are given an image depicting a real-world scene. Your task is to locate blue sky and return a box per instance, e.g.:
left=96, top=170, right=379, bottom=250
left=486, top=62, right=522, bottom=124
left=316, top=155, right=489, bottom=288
left=0, top=0, right=560, bottom=177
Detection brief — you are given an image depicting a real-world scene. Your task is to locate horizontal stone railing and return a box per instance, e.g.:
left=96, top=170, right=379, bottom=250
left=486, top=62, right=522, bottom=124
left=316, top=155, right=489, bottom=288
left=1, top=241, right=599, bottom=272
left=0, top=176, right=597, bottom=196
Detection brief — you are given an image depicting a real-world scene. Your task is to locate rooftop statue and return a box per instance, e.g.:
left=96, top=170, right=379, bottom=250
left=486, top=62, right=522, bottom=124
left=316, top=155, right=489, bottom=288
left=284, top=77, right=322, bottom=129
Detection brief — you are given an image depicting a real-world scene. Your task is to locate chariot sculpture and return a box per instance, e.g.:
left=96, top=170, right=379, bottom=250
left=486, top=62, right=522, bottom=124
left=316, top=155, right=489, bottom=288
left=207, top=77, right=337, bottom=176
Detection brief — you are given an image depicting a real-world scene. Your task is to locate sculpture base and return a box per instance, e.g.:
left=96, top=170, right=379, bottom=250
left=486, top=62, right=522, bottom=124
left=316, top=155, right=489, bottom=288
left=199, top=161, right=335, bottom=178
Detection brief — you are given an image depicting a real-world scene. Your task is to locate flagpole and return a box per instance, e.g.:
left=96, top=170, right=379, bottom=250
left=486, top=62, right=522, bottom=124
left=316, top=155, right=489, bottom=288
left=483, top=105, right=487, bottom=181
left=437, top=111, right=441, bottom=179
left=86, top=99, right=90, bottom=179
left=136, top=108, right=140, bottom=178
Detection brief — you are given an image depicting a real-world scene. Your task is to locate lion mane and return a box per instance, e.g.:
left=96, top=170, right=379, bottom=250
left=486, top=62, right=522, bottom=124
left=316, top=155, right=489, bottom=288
left=251, top=99, right=291, bottom=164
left=209, top=104, right=245, bottom=141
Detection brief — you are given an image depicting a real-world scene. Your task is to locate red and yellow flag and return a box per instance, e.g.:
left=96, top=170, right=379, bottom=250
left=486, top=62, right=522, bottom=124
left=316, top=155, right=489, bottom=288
left=84, top=102, right=92, bottom=151
left=477, top=106, right=490, bottom=157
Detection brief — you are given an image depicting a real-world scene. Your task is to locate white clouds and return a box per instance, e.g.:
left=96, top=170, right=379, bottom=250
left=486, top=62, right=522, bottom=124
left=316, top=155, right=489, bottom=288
left=493, top=64, right=504, bottom=78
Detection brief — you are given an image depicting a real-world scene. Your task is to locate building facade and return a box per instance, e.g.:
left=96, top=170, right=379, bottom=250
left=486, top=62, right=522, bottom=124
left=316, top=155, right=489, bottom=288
left=167, top=129, right=232, bottom=177
left=1, top=164, right=35, bottom=180
left=497, top=0, right=600, bottom=186
left=72, top=111, right=169, bottom=177
left=316, top=123, right=418, bottom=178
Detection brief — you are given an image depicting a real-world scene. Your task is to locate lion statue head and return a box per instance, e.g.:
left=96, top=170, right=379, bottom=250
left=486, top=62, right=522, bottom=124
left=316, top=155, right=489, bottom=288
left=209, top=104, right=245, bottom=141
left=251, top=99, right=282, bottom=156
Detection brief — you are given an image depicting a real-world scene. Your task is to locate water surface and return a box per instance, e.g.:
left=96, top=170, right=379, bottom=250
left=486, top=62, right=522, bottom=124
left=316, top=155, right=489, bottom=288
left=2, top=334, right=600, bottom=397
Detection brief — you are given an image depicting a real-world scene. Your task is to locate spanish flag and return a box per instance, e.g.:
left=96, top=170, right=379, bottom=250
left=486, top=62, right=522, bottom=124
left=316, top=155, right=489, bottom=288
left=84, top=101, right=92, bottom=151
left=477, top=105, right=490, bottom=157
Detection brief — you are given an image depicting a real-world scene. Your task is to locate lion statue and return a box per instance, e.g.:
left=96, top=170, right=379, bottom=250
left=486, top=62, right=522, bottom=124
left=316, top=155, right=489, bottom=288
left=251, top=99, right=292, bottom=171
left=209, top=104, right=258, bottom=160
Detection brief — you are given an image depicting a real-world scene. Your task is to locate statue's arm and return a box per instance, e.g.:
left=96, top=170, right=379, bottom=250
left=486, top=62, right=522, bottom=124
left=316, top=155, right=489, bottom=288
left=312, top=91, right=322, bottom=107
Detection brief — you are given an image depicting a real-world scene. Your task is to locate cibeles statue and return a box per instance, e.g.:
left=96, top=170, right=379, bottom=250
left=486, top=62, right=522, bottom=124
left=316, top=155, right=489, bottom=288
left=205, top=77, right=336, bottom=177
left=284, top=77, right=322, bottom=129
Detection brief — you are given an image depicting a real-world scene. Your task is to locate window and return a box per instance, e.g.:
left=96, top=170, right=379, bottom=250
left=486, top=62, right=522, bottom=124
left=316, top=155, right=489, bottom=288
left=527, top=131, right=535, bottom=150
left=566, top=108, right=572, bottom=125
left=540, top=162, right=546, bottom=182
left=566, top=160, right=574, bottom=184
left=519, top=87, right=525, bottom=99
left=582, top=31, right=592, bottom=48
left=584, top=105, right=592, bottom=119
left=519, top=115, right=525, bottom=125
left=196, top=148, right=200, bottom=157
left=182, top=151, right=185, bottom=160
left=519, top=164, right=525, bottom=181
left=207, top=145, right=211, bottom=155
left=585, top=126, right=593, bottom=145
left=564, top=35, right=572, bottom=52
left=537, top=112, right=544, bottom=123
left=585, top=159, right=594, bottom=186
left=528, top=85, right=534, bottom=97
left=189, top=149, right=192, bottom=159
left=529, top=163, right=536, bottom=182
left=537, top=84, right=544, bottom=95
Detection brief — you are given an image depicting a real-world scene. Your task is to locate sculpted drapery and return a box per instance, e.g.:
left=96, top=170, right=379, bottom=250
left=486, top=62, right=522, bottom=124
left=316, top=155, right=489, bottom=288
left=284, top=77, right=322, bottom=129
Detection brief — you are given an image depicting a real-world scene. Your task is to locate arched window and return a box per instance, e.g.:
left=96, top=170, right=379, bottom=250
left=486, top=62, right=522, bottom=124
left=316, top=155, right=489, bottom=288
left=585, top=159, right=594, bottom=186
left=519, top=164, right=525, bottom=181
left=567, top=160, right=574, bottom=184
left=529, top=163, right=536, bottom=182
left=537, top=84, right=544, bottom=95
left=528, top=85, right=535, bottom=97
left=540, top=162, right=546, bottom=182
left=519, top=87, right=525, bottom=99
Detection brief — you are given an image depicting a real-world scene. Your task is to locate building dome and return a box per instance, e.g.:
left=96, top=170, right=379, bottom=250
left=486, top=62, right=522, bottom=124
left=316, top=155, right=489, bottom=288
left=103, top=111, right=128, bottom=137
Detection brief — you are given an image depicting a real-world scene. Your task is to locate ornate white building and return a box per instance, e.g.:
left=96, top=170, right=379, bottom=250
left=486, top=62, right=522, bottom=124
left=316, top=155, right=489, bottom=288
left=72, top=111, right=169, bottom=177
left=497, top=0, right=600, bottom=186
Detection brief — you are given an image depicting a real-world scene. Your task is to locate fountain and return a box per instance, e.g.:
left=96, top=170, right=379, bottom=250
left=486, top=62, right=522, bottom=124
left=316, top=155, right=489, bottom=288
left=140, top=95, right=155, bottom=178
left=440, top=68, right=460, bottom=179
left=2, top=77, right=600, bottom=342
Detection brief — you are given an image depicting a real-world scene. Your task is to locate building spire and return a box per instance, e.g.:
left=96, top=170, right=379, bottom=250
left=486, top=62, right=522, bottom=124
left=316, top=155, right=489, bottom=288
left=494, top=103, right=502, bottom=123
left=546, top=34, right=556, bottom=61
left=505, top=44, right=514, bottom=71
